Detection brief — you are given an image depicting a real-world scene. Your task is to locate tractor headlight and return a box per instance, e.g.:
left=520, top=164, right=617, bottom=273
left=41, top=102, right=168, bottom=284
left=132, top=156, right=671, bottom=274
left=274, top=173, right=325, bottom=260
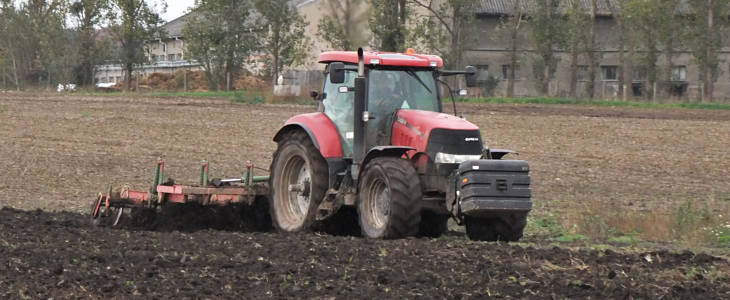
left=434, top=153, right=481, bottom=164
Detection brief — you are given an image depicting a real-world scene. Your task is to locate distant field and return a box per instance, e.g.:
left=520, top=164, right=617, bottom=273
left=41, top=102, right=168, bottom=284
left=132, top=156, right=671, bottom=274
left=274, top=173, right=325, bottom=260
left=0, top=92, right=728, bottom=248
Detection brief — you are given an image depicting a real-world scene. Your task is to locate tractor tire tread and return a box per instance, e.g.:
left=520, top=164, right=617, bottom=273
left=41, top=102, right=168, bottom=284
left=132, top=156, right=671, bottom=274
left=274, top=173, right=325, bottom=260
left=359, top=157, right=421, bottom=238
left=269, top=129, right=328, bottom=232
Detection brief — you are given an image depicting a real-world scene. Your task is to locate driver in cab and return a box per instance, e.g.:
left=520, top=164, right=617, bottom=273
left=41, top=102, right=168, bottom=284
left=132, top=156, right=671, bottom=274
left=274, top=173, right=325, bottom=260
left=369, top=71, right=409, bottom=119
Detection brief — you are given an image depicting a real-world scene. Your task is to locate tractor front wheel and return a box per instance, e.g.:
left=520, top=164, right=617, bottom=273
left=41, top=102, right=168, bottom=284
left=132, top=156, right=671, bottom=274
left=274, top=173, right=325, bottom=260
left=269, top=130, right=328, bottom=232
left=464, top=213, right=527, bottom=242
left=358, top=157, right=421, bottom=239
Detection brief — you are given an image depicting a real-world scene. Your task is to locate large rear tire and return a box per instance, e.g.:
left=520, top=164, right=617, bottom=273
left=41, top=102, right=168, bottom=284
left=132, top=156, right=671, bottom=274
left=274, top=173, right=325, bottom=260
left=269, top=130, right=328, bottom=232
left=358, top=157, right=421, bottom=239
left=465, top=213, right=527, bottom=242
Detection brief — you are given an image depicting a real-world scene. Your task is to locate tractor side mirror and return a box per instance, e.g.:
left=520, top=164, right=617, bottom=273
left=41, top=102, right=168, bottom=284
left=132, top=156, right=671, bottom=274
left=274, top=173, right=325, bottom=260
left=310, top=90, right=319, bottom=100
left=330, top=62, right=345, bottom=84
left=464, top=65, right=477, bottom=87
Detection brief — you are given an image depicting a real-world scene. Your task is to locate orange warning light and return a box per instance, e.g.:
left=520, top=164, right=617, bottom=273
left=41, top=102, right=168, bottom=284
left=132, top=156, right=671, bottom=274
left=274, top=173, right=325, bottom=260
left=405, top=48, right=416, bottom=54
left=462, top=178, right=468, bottom=184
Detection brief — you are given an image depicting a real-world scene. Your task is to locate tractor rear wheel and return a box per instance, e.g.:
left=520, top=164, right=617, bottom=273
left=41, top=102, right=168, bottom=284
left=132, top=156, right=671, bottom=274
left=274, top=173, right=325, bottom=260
left=464, top=213, right=527, bottom=242
left=270, top=130, right=328, bottom=232
left=358, top=157, right=421, bottom=239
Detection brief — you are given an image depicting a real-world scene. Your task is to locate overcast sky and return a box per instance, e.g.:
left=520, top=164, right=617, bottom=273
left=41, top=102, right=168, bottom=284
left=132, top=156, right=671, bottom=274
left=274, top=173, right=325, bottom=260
left=154, top=0, right=195, bottom=22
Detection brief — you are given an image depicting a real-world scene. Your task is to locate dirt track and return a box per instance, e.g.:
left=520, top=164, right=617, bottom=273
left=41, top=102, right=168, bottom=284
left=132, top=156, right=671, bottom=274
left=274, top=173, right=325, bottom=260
left=2, top=207, right=728, bottom=298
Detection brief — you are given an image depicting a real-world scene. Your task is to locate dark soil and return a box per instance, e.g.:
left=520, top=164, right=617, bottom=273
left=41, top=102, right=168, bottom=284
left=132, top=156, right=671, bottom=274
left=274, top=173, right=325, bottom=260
left=1, top=207, right=728, bottom=299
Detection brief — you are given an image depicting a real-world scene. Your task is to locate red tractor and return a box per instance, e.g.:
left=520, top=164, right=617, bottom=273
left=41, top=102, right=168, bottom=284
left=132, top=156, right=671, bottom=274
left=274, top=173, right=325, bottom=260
left=89, top=48, right=531, bottom=241
left=270, top=49, right=532, bottom=241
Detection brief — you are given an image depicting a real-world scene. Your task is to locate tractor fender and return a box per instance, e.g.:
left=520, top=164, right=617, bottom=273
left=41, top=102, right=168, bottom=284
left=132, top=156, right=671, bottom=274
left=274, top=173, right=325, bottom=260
left=273, top=113, right=343, bottom=158
left=362, top=146, right=415, bottom=167
left=486, top=148, right=518, bottom=160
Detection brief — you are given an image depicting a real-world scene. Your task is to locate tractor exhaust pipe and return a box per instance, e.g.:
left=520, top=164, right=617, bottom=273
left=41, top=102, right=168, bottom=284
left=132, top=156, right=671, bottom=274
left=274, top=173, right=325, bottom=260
left=352, top=48, right=366, bottom=182
left=357, top=48, right=365, bottom=76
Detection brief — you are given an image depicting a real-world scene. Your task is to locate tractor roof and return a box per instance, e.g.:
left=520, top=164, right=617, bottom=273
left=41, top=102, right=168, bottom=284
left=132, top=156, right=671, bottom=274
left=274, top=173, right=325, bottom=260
left=318, top=50, right=444, bottom=68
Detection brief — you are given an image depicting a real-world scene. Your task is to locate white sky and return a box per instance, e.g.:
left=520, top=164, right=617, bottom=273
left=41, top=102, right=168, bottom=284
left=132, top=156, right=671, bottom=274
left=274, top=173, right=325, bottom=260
left=154, top=0, right=195, bottom=22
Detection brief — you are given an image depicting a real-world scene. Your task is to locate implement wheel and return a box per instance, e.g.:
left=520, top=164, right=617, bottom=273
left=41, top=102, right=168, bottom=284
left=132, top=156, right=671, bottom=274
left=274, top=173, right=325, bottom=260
left=269, top=130, right=328, bottom=232
left=358, top=157, right=421, bottom=239
left=465, top=213, right=527, bottom=242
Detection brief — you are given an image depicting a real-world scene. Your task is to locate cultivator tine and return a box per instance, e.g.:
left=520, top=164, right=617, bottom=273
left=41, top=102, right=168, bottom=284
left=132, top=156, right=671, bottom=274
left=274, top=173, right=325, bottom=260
left=200, top=162, right=209, bottom=186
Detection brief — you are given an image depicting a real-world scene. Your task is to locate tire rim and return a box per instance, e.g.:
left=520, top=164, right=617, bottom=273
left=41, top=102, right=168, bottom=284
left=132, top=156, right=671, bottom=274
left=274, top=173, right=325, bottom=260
left=294, top=162, right=311, bottom=216
left=367, top=178, right=390, bottom=229
left=281, top=155, right=311, bottom=223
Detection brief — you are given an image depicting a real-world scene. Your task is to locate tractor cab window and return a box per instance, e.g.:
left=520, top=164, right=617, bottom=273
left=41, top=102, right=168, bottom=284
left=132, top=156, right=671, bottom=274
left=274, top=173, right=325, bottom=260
left=366, top=68, right=439, bottom=147
left=322, top=69, right=357, bottom=157
left=367, top=69, right=439, bottom=118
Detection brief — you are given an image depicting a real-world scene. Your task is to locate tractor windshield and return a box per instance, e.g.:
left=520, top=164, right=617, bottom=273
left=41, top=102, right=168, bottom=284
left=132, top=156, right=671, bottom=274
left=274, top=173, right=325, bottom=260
left=367, top=69, right=439, bottom=118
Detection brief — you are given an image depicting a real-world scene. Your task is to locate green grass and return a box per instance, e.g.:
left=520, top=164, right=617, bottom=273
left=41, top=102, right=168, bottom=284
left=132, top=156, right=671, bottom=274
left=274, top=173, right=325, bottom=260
left=555, top=233, right=589, bottom=243
left=80, top=90, right=241, bottom=99
left=457, top=97, right=730, bottom=110
left=151, top=91, right=241, bottom=98
left=607, top=235, right=641, bottom=245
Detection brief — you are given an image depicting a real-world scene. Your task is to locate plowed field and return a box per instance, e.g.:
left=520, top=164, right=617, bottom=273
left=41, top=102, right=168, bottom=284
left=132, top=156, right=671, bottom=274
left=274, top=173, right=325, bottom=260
left=2, top=208, right=728, bottom=298
left=1, top=93, right=729, bottom=298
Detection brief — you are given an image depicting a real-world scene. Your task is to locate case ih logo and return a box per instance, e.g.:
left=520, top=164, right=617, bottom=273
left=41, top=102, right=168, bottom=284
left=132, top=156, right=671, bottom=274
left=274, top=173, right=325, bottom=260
left=464, top=137, right=479, bottom=142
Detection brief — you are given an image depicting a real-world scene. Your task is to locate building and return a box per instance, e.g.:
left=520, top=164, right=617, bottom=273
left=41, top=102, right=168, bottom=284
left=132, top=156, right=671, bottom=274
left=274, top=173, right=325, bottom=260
left=94, top=13, right=201, bottom=86
left=465, top=0, right=730, bottom=99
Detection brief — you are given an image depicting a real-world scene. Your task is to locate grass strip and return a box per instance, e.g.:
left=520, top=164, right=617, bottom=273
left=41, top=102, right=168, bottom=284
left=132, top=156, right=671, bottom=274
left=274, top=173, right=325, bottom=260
left=457, top=97, right=730, bottom=110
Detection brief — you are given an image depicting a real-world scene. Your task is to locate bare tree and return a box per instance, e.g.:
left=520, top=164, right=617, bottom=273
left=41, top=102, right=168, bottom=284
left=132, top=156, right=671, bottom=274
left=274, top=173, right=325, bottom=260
left=686, top=0, right=729, bottom=102
left=497, top=0, right=526, bottom=98
left=409, top=0, right=479, bottom=69
left=317, top=0, right=368, bottom=50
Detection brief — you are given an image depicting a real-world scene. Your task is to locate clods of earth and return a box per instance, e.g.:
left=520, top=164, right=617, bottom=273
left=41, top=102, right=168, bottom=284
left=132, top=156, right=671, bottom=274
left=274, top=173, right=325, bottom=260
left=1, top=207, right=728, bottom=298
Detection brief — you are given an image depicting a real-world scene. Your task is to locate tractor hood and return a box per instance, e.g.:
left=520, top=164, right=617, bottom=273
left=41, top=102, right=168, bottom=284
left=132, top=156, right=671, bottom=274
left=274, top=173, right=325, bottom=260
left=395, top=110, right=479, bottom=134
left=391, top=110, right=483, bottom=156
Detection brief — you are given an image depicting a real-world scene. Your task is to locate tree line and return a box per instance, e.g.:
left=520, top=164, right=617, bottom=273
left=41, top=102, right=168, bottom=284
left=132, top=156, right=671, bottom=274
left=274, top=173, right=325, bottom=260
left=0, top=0, right=311, bottom=91
left=319, top=0, right=729, bottom=102
left=1, top=0, right=728, bottom=101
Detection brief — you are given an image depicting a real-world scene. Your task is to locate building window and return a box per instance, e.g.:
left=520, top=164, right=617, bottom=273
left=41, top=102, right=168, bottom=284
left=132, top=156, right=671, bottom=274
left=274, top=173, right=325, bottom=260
left=177, top=53, right=183, bottom=61
left=501, top=64, right=520, bottom=80
left=601, top=66, right=618, bottom=81
left=671, top=66, right=686, bottom=81
left=577, top=65, right=588, bottom=81
left=476, top=65, right=489, bottom=82
left=117, top=76, right=122, bottom=82
left=168, top=54, right=176, bottom=61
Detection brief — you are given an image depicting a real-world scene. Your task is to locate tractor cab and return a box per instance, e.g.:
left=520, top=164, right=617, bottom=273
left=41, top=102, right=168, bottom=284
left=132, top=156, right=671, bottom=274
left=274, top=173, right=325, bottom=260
left=317, top=50, right=473, bottom=159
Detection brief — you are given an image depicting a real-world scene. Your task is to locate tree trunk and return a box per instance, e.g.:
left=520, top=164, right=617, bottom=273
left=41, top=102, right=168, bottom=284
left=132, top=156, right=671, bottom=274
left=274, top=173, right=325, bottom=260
left=586, top=0, right=597, bottom=99
left=625, top=38, right=634, bottom=100
left=125, top=63, right=133, bottom=91
left=507, top=1, right=522, bottom=98
left=541, top=0, right=553, bottom=96
left=704, top=0, right=714, bottom=102
left=12, top=55, right=20, bottom=91
left=663, top=48, right=674, bottom=99
left=618, top=40, right=625, bottom=100
left=569, top=43, right=578, bottom=98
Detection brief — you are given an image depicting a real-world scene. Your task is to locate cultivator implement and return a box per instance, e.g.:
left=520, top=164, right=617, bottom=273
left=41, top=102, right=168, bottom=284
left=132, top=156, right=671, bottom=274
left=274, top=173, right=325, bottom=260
left=90, top=159, right=269, bottom=226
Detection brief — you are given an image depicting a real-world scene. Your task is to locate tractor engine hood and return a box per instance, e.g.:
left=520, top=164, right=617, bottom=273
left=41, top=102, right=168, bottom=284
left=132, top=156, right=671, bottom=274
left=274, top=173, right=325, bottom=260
left=391, top=110, right=483, bottom=157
